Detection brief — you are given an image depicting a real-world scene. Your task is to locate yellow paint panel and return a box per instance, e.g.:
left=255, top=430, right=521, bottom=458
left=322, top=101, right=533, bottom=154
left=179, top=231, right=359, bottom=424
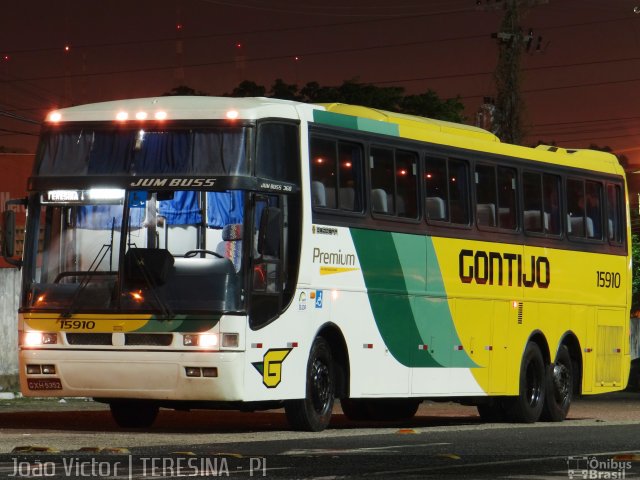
left=23, top=313, right=151, bottom=333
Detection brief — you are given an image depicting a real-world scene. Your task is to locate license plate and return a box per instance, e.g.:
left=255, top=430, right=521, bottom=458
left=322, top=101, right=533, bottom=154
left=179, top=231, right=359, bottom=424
left=27, top=379, right=62, bottom=390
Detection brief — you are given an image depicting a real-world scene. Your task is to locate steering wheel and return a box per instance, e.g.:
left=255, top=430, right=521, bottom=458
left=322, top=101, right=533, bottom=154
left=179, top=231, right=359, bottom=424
left=184, top=249, right=224, bottom=259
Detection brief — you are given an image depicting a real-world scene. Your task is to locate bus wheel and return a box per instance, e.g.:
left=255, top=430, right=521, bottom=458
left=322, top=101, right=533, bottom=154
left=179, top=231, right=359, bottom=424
left=541, top=345, right=573, bottom=422
left=340, top=399, right=371, bottom=421
left=285, top=337, right=335, bottom=431
left=109, top=401, right=159, bottom=428
left=505, top=342, right=546, bottom=423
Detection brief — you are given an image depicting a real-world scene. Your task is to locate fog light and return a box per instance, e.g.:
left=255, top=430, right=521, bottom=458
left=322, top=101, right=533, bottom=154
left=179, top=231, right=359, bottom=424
left=222, top=333, right=239, bottom=348
left=202, top=367, right=218, bottom=378
left=185, top=367, right=201, bottom=377
left=41, top=365, right=56, bottom=375
left=26, top=364, right=42, bottom=374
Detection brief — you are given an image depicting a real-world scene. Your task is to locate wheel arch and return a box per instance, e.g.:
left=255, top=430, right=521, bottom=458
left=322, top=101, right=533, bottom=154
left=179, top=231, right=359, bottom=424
left=528, top=330, right=551, bottom=366
left=315, top=322, right=350, bottom=399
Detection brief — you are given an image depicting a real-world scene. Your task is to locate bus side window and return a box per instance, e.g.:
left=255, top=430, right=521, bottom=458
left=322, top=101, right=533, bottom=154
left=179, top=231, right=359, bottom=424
left=310, top=136, right=363, bottom=212
left=475, top=164, right=497, bottom=228
left=424, top=157, right=448, bottom=221
left=523, top=171, right=543, bottom=233
left=607, top=183, right=623, bottom=244
left=543, top=174, right=561, bottom=235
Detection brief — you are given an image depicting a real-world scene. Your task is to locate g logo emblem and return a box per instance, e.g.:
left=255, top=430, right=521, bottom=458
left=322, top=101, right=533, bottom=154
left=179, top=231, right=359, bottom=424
left=252, top=348, right=292, bottom=388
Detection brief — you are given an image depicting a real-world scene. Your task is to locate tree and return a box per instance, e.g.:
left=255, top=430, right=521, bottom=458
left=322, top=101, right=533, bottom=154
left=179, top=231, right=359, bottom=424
left=228, top=80, right=266, bottom=98
left=162, top=85, right=208, bottom=96
left=227, top=79, right=465, bottom=123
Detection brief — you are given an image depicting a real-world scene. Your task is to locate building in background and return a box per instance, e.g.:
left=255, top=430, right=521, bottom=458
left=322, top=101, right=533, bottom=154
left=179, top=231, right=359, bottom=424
left=0, top=153, right=34, bottom=391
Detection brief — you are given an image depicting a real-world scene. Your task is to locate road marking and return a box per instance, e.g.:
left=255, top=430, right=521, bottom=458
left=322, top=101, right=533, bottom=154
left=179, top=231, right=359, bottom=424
left=282, top=442, right=451, bottom=455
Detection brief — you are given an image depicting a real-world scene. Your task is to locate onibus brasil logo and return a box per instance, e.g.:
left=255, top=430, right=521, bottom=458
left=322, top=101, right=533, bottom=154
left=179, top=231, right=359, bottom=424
left=252, top=348, right=292, bottom=388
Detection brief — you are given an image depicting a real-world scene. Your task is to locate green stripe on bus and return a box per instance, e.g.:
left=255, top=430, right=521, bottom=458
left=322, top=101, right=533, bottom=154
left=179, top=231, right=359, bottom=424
left=135, top=315, right=222, bottom=333
left=313, top=110, right=399, bottom=136
left=350, top=228, right=475, bottom=368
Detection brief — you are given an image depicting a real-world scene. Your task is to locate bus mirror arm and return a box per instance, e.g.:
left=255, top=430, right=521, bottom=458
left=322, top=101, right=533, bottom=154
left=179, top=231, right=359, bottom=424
left=2, top=197, right=27, bottom=268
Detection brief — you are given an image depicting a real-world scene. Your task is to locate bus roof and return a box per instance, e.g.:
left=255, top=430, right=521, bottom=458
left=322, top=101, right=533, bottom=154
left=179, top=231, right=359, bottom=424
left=46, top=96, right=623, bottom=176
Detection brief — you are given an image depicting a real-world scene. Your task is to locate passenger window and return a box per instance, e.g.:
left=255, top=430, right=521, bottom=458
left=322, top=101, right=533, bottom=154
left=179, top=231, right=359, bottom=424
left=424, top=157, right=470, bottom=225
left=523, top=172, right=561, bottom=235
left=475, top=164, right=516, bottom=230
left=370, top=147, right=418, bottom=218
left=567, top=179, right=603, bottom=240
left=310, top=136, right=363, bottom=212
left=607, top=184, right=624, bottom=244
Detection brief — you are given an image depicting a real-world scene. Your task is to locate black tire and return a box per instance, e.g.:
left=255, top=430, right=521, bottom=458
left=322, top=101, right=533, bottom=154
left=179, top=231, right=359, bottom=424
left=109, top=401, right=159, bottom=428
left=505, top=341, right=546, bottom=423
left=541, top=345, right=573, bottom=422
left=285, top=337, right=335, bottom=431
left=476, top=399, right=507, bottom=422
left=340, top=398, right=372, bottom=421
left=365, top=399, right=421, bottom=421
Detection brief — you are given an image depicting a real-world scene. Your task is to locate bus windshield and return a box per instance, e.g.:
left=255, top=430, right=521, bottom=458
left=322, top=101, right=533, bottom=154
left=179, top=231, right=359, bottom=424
left=35, top=126, right=250, bottom=176
left=23, top=188, right=246, bottom=315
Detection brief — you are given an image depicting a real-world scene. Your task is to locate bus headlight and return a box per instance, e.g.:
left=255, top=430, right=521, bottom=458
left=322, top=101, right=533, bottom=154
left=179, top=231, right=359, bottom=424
left=23, top=332, right=57, bottom=346
left=183, top=333, right=218, bottom=348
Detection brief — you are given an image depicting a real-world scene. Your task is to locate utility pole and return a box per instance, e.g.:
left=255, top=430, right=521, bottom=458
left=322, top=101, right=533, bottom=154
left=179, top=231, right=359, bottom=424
left=478, top=0, right=548, bottom=145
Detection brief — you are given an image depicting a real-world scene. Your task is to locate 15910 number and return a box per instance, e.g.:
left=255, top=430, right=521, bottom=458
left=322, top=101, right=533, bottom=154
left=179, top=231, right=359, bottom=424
left=58, top=320, right=96, bottom=330
left=596, top=271, right=621, bottom=289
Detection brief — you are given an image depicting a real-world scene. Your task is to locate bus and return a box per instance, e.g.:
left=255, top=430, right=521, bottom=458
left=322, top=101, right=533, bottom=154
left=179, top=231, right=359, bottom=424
left=2, top=96, right=630, bottom=431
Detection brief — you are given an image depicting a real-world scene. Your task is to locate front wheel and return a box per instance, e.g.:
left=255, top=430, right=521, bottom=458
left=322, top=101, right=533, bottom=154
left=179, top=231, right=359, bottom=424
left=541, top=345, right=573, bottom=421
left=109, top=401, right=159, bottom=428
left=285, top=337, right=335, bottom=431
left=505, top=341, right=546, bottom=423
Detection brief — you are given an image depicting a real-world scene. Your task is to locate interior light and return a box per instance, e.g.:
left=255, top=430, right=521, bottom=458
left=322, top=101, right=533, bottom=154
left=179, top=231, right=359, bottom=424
left=316, top=158, right=324, bottom=164
left=344, top=162, right=352, bottom=168
left=226, top=110, right=239, bottom=120
left=154, top=111, right=167, bottom=120
left=135, top=111, right=148, bottom=120
left=48, top=111, right=62, bottom=123
left=115, top=111, right=128, bottom=121
left=130, top=291, right=144, bottom=302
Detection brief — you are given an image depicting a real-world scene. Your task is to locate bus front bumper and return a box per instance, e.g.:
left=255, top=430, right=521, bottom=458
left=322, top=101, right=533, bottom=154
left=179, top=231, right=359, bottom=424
left=19, top=349, right=246, bottom=402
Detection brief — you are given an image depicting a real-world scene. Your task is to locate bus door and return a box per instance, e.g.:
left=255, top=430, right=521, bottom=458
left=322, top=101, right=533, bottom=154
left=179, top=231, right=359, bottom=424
left=248, top=194, right=284, bottom=328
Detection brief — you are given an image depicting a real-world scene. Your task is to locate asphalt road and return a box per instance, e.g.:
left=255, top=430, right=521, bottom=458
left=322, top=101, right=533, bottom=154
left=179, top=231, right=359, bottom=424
left=0, top=392, right=639, bottom=479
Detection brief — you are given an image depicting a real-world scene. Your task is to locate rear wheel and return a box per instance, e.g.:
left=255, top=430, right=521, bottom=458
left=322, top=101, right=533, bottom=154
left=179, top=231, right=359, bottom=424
left=109, top=401, right=159, bottom=428
left=541, top=345, right=573, bottom=422
left=285, top=337, right=335, bottom=431
left=505, top=341, right=546, bottom=423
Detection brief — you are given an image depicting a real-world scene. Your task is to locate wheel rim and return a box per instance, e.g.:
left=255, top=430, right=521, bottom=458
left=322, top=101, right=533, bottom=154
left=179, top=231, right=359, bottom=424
left=552, top=363, right=571, bottom=404
left=525, top=360, right=543, bottom=408
left=310, top=358, right=331, bottom=414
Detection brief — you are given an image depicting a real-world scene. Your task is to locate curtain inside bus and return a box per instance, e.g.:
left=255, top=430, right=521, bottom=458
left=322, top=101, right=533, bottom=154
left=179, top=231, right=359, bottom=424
left=36, top=128, right=250, bottom=176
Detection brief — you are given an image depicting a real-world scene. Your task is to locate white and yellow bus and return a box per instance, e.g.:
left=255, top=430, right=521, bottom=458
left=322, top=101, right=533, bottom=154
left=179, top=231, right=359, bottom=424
left=2, top=96, right=630, bottom=431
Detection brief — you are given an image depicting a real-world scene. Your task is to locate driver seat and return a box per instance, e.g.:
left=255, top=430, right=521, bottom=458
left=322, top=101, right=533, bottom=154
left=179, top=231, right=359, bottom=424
left=216, top=224, right=243, bottom=272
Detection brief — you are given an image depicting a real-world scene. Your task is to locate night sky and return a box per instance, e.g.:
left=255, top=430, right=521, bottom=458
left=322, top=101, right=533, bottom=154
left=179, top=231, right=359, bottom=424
left=2, top=0, right=640, bottom=166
